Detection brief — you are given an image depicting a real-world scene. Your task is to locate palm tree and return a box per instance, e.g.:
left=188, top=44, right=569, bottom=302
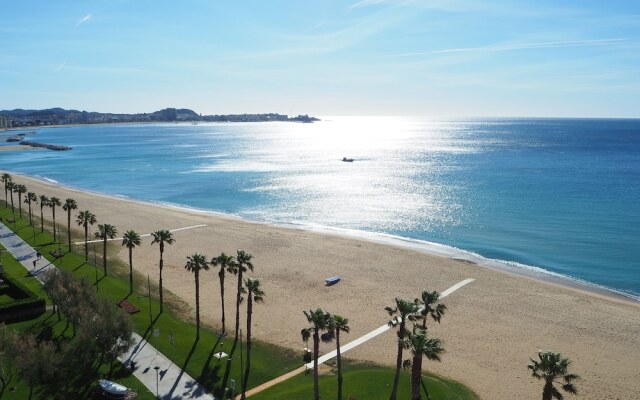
left=184, top=253, right=209, bottom=340
left=240, top=278, right=265, bottom=400
left=403, top=326, right=444, bottom=400
left=25, top=192, right=37, bottom=226
left=231, top=250, right=253, bottom=355
left=528, top=351, right=579, bottom=400
left=14, top=184, right=27, bottom=218
left=301, top=308, right=334, bottom=400
left=6, top=181, right=15, bottom=217
left=1, top=173, right=11, bottom=207
left=76, top=210, right=96, bottom=261
left=151, top=230, right=175, bottom=313
left=39, top=195, right=49, bottom=233
left=417, top=290, right=446, bottom=330
left=94, top=224, right=117, bottom=276
left=331, top=314, right=350, bottom=400
left=62, top=198, right=77, bottom=251
left=386, top=298, right=420, bottom=400
left=122, top=230, right=142, bottom=294
left=48, top=197, right=61, bottom=241
left=210, top=252, right=236, bottom=335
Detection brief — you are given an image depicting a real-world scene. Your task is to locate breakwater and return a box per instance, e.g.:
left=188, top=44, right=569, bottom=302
left=18, top=140, right=72, bottom=151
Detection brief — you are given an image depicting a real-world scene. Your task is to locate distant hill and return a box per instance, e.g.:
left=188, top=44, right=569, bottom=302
left=0, top=107, right=319, bottom=127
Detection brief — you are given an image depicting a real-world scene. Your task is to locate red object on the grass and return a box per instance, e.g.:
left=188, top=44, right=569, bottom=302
left=117, top=300, right=140, bottom=314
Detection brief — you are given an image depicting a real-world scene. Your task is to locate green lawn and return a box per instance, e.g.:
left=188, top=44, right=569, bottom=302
left=250, top=363, right=478, bottom=400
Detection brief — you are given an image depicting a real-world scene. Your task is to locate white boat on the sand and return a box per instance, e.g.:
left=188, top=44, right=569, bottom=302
left=99, top=379, right=129, bottom=395
left=325, top=275, right=341, bottom=285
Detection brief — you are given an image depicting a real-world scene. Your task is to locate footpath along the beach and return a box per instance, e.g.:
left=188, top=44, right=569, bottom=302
left=0, top=221, right=217, bottom=400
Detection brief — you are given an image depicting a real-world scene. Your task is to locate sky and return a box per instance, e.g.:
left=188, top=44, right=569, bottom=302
left=1, top=0, right=639, bottom=117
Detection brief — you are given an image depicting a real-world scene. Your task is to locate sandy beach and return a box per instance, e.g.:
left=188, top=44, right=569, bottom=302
left=5, top=172, right=640, bottom=400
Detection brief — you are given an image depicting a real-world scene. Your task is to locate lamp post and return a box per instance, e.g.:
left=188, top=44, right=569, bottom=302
left=148, top=274, right=152, bottom=324
left=154, top=366, right=160, bottom=399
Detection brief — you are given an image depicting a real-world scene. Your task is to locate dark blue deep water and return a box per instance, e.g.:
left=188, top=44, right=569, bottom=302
left=2, top=117, right=639, bottom=299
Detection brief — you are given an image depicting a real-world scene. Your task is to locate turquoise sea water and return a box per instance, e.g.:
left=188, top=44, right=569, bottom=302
left=1, top=117, right=639, bottom=299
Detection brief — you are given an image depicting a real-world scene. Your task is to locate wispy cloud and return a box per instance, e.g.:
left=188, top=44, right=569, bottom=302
left=348, top=0, right=390, bottom=9
left=396, top=38, right=629, bottom=57
left=56, top=61, right=66, bottom=71
left=76, top=13, right=92, bottom=27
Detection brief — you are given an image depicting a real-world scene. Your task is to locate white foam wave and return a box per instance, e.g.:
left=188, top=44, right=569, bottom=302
left=272, top=221, right=640, bottom=302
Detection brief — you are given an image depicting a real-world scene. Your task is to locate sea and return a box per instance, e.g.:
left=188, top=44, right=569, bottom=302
left=1, top=117, right=639, bottom=300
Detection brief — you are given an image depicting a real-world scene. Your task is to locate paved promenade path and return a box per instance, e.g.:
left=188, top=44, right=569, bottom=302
left=0, top=221, right=54, bottom=283
left=121, top=333, right=217, bottom=400
left=0, top=221, right=217, bottom=400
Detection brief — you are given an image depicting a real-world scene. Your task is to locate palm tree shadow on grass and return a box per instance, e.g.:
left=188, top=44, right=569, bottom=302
left=93, top=274, right=106, bottom=288
left=167, top=338, right=199, bottom=399
left=72, top=260, right=89, bottom=272
left=196, top=334, right=226, bottom=390
left=217, top=344, right=241, bottom=399
left=121, top=312, right=163, bottom=373
left=138, top=313, right=162, bottom=344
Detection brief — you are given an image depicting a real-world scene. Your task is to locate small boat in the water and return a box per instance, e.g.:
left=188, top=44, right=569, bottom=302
left=325, top=276, right=341, bottom=285
left=342, top=157, right=354, bottom=162
left=99, top=379, right=129, bottom=396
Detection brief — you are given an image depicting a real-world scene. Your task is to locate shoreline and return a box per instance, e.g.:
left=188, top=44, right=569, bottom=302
left=3, top=170, right=640, bottom=400
left=9, top=170, right=639, bottom=305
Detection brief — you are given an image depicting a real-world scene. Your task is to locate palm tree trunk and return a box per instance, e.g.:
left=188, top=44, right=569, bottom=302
left=195, top=270, right=200, bottom=340
left=411, top=354, right=423, bottom=400
left=9, top=192, right=14, bottom=217
left=542, top=382, right=553, bottom=400
left=389, top=322, right=405, bottom=400
left=18, top=194, right=22, bottom=217
left=231, top=269, right=243, bottom=356
left=52, top=207, right=56, bottom=240
left=28, top=201, right=32, bottom=226
left=241, top=297, right=253, bottom=399
left=159, top=247, right=164, bottom=313
left=84, top=223, right=88, bottom=261
left=219, top=269, right=226, bottom=334
left=102, top=237, right=107, bottom=276
left=40, top=205, right=44, bottom=232
left=337, top=331, right=344, bottom=400
left=129, top=248, right=133, bottom=294
left=313, top=331, right=320, bottom=400
left=67, top=211, right=72, bottom=251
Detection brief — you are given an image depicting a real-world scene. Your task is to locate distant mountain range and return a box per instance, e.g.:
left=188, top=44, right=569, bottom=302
left=0, top=107, right=319, bottom=127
